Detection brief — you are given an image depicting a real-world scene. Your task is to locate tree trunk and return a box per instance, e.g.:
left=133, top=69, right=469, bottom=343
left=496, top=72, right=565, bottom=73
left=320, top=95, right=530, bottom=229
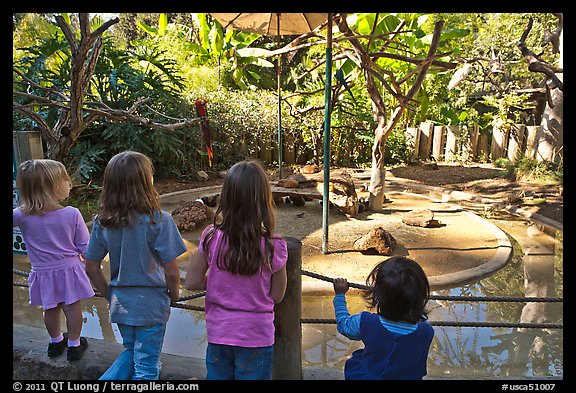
left=538, top=27, right=563, bottom=164
left=368, top=116, right=387, bottom=209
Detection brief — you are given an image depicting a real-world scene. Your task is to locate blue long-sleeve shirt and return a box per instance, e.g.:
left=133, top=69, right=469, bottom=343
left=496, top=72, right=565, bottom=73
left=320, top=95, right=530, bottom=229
left=334, top=293, right=435, bottom=380
left=333, top=293, right=417, bottom=339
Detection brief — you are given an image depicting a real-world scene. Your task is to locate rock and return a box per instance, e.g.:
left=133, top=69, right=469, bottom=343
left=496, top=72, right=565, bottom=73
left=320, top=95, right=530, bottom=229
left=287, top=173, right=316, bottom=187
left=353, top=227, right=397, bottom=255
left=197, top=170, right=209, bottom=181
left=319, top=171, right=359, bottom=217
left=171, top=200, right=214, bottom=231
left=422, top=162, right=438, bottom=170
left=402, top=209, right=440, bottom=227
left=277, top=179, right=299, bottom=188
left=301, top=164, right=319, bottom=174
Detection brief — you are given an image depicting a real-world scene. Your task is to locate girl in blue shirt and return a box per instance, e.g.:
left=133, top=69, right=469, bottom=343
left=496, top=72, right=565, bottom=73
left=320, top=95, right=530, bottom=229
left=85, top=151, right=187, bottom=380
left=333, top=256, right=435, bottom=380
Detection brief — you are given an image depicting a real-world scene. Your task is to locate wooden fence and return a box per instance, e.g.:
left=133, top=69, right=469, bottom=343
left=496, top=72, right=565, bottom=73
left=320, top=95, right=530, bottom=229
left=406, top=122, right=547, bottom=163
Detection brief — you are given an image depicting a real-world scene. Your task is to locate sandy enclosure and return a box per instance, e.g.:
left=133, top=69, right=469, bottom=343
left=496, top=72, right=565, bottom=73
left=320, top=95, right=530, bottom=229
left=163, top=184, right=509, bottom=293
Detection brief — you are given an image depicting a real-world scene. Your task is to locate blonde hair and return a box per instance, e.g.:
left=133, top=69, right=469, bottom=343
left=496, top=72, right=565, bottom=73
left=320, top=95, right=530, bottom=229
left=16, top=159, right=71, bottom=215
left=97, top=150, right=160, bottom=228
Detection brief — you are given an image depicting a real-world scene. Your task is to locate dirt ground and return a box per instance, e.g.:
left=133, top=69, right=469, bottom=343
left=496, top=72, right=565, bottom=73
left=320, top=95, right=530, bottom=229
left=154, top=162, right=563, bottom=225
left=158, top=162, right=561, bottom=289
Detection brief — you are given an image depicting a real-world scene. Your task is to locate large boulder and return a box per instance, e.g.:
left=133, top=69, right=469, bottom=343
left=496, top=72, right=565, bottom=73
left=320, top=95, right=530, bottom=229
left=402, top=209, right=440, bottom=228
left=353, top=227, right=397, bottom=255
left=171, top=200, right=214, bottom=231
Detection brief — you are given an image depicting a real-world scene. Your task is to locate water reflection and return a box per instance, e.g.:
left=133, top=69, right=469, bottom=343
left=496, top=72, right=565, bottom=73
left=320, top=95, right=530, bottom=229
left=296, top=214, right=563, bottom=379
left=12, top=212, right=562, bottom=379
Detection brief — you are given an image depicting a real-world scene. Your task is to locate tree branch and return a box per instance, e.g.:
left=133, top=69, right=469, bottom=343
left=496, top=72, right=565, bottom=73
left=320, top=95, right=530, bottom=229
left=55, top=15, right=78, bottom=54
left=517, top=17, right=563, bottom=92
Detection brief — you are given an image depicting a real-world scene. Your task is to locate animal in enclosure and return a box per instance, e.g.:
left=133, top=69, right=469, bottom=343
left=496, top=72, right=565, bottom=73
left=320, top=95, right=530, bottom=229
left=195, top=98, right=214, bottom=166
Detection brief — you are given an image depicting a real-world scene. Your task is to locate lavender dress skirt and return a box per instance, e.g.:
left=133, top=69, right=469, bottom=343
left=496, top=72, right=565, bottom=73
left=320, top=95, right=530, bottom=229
left=28, top=256, right=95, bottom=310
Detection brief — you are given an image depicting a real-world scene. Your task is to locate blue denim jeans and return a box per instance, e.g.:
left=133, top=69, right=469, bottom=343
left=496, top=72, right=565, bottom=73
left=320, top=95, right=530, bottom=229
left=205, top=343, right=274, bottom=380
left=99, top=323, right=167, bottom=380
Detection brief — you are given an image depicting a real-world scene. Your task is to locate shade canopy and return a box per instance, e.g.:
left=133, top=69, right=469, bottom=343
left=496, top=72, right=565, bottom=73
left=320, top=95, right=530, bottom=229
left=210, top=13, right=327, bottom=35
left=209, top=13, right=334, bottom=254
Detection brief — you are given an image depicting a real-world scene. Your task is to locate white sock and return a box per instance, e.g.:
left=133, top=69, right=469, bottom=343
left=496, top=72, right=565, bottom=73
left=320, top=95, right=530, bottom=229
left=50, top=333, right=64, bottom=343
left=68, top=338, right=81, bottom=347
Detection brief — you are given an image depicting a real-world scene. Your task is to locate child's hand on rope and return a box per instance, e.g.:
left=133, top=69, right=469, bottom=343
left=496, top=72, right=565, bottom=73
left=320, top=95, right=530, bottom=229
left=333, top=277, right=349, bottom=295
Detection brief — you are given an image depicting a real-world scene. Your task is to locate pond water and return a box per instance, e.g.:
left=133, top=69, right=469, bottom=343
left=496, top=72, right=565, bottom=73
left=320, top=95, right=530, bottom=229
left=12, top=187, right=563, bottom=380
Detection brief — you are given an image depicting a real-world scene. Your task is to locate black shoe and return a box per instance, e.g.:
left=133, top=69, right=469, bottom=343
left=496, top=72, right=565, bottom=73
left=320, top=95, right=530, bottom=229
left=47, top=333, right=68, bottom=358
left=67, top=337, right=88, bottom=361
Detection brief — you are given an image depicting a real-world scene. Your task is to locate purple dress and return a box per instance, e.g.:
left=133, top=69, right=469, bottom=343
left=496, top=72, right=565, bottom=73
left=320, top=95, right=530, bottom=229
left=13, top=206, right=95, bottom=310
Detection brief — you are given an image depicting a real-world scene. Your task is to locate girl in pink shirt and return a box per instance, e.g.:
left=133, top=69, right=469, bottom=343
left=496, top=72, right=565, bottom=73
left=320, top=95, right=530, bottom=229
left=185, top=159, right=288, bottom=380
left=13, top=159, right=94, bottom=361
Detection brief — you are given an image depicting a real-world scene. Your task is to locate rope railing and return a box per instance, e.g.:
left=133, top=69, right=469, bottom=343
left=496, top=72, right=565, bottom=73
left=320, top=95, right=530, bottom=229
left=13, top=268, right=563, bottom=329
left=301, top=269, right=564, bottom=303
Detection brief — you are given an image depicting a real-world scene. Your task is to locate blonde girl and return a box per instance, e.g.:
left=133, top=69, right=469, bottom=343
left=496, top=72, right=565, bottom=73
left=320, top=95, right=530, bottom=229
left=185, top=159, right=288, bottom=380
left=13, top=159, right=94, bottom=361
left=84, top=150, right=187, bottom=380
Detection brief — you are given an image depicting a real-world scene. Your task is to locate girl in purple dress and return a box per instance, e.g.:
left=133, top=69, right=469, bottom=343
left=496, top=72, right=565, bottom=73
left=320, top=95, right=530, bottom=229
left=13, top=159, right=94, bottom=361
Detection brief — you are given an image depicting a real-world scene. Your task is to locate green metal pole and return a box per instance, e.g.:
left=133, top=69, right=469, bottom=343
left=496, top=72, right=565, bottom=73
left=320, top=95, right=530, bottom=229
left=277, top=13, right=282, bottom=180
left=322, top=13, right=333, bottom=255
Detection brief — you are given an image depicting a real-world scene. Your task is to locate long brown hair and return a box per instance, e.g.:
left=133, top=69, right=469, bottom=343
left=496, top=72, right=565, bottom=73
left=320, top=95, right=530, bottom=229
left=16, top=159, right=71, bottom=215
left=97, top=150, right=160, bottom=228
left=205, top=159, right=277, bottom=275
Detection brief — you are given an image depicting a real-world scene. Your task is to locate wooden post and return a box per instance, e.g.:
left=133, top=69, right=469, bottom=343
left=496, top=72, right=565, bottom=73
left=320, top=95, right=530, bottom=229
left=469, top=125, right=480, bottom=159
left=525, top=126, right=541, bottom=159
left=273, top=236, right=302, bottom=380
left=432, top=125, right=445, bottom=161
left=490, top=118, right=509, bottom=160
left=418, top=122, right=434, bottom=160
left=460, top=125, right=472, bottom=162
left=444, top=125, right=460, bottom=161
left=507, top=124, right=526, bottom=162
left=13, top=131, right=44, bottom=165
left=478, top=133, right=489, bottom=161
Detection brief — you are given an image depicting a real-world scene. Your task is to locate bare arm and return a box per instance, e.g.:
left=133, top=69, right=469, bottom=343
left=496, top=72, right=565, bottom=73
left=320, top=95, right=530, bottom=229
left=270, top=264, right=287, bottom=304
left=162, top=259, right=181, bottom=302
left=85, top=259, right=108, bottom=299
left=185, top=250, right=209, bottom=291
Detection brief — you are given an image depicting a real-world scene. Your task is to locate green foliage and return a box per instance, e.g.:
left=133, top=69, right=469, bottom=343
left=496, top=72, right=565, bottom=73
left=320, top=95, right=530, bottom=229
left=13, top=13, right=562, bottom=183
left=384, top=128, right=413, bottom=165
left=62, top=191, right=100, bottom=223
left=500, top=156, right=563, bottom=184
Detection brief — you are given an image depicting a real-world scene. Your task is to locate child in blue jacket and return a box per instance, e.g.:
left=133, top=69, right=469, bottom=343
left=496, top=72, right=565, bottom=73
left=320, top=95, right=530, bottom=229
left=332, top=256, right=435, bottom=380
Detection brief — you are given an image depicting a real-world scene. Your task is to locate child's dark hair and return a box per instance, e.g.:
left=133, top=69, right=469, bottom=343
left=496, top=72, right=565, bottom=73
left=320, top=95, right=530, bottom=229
left=363, top=256, right=430, bottom=324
